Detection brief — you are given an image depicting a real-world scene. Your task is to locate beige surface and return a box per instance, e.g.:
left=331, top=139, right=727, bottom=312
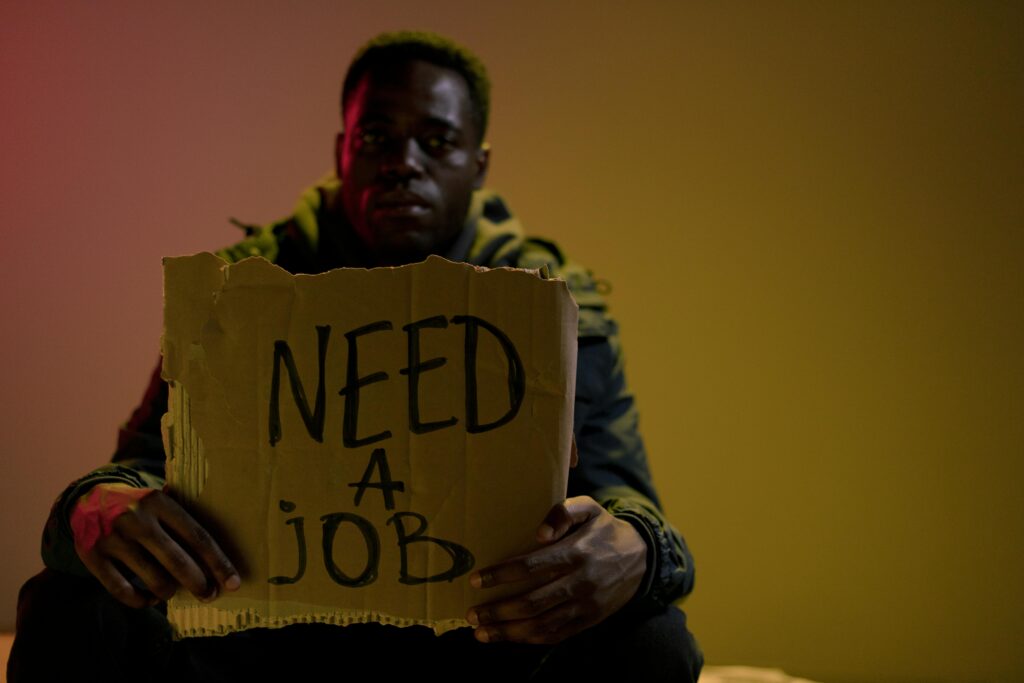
left=1, top=633, right=11, bottom=683
left=702, top=667, right=823, bottom=683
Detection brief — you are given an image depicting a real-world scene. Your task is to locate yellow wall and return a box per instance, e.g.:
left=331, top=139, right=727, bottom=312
left=2, top=2, right=1021, bottom=681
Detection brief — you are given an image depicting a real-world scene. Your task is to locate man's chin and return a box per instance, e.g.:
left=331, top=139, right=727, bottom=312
left=370, top=232, right=434, bottom=266
left=364, top=219, right=441, bottom=263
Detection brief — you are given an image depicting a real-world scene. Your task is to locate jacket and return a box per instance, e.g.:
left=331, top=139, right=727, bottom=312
left=41, top=175, right=695, bottom=613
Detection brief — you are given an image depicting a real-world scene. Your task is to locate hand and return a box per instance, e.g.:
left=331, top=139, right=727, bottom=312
left=466, top=495, right=647, bottom=645
left=71, top=483, right=241, bottom=609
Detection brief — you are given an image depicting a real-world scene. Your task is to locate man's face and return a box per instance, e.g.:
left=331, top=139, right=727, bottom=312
left=337, top=60, right=489, bottom=266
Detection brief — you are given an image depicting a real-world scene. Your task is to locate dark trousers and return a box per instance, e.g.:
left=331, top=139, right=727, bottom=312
left=9, top=569, right=702, bottom=682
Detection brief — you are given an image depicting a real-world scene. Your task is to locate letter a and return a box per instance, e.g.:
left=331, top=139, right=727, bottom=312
left=348, top=448, right=405, bottom=511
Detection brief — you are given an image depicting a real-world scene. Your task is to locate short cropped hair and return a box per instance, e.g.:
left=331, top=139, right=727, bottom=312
left=341, top=31, right=491, bottom=144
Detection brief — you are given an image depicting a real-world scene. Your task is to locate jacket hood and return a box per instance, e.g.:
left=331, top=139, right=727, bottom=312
left=217, top=173, right=609, bottom=325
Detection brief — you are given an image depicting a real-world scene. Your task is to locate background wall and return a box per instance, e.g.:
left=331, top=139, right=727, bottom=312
left=2, top=2, right=1021, bottom=681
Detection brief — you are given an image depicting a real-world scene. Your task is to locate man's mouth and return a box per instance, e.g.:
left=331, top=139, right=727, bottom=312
left=372, top=191, right=430, bottom=215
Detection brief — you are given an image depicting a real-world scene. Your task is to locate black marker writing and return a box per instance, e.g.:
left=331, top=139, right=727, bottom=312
left=388, top=511, right=475, bottom=585
left=400, top=315, right=457, bottom=434
left=268, top=499, right=307, bottom=585
left=338, top=321, right=394, bottom=448
left=268, top=325, right=330, bottom=446
left=450, top=315, right=525, bottom=433
left=320, top=512, right=380, bottom=587
left=348, top=448, right=405, bottom=511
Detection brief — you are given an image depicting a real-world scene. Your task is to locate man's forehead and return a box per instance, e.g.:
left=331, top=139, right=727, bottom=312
left=344, top=60, right=473, bottom=130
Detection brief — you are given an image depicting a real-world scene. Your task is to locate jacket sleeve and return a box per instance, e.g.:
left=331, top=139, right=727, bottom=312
left=568, top=308, right=696, bottom=613
left=511, top=237, right=696, bottom=612
left=41, top=360, right=168, bottom=576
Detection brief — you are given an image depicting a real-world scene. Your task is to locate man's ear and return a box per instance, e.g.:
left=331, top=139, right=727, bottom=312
left=472, top=142, right=490, bottom=190
left=334, top=131, right=345, bottom=178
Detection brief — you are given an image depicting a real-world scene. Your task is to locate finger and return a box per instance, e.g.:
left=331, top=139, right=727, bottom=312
left=536, top=496, right=602, bottom=543
left=78, top=551, right=154, bottom=609
left=471, top=544, right=577, bottom=589
left=468, top=574, right=574, bottom=626
left=149, top=494, right=241, bottom=592
left=105, top=535, right=182, bottom=602
left=133, top=522, right=217, bottom=601
left=475, top=602, right=584, bottom=646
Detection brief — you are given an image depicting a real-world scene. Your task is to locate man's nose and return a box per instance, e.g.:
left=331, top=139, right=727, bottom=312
left=380, top=138, right=424, bottom=180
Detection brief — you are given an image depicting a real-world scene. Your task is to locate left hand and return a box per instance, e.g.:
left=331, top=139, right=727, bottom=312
left=466, top=495, right=647, bottom=645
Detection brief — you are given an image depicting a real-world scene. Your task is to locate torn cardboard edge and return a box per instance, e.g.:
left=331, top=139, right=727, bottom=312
left=168, top=603, right=469, bottom=638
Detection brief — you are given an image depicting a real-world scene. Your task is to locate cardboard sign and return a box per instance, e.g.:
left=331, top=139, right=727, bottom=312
left=160, top=254, right=578, bottom=638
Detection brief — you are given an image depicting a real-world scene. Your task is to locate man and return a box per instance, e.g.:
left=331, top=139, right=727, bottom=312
left=11, top=31, right=701, bottom=681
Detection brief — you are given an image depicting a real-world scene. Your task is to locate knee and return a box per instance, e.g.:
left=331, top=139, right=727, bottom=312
left=538, top=605, right=703, bottom=682
left=10, top=570, right=97, bottom=681
left=615, top=605, right=703, bottom=682
left=9, top=569, right=173, bottom=683
left=14, top=568, right=98, bottom=632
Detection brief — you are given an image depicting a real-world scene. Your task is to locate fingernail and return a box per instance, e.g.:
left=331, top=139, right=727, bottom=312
left=538, top=524, right=554, bottom=541
left=466, top=610, right=479, bottom=626
left=199, top=586, right=219, bottom=603
left=225, top=574, right=241, bottom=591
left=476, top=628, right=491, bottom=643
left=470, top=572, right=483, bottom=589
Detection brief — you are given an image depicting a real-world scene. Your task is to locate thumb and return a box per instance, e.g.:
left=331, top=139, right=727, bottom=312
left=536, top=496, right=602, bottom=543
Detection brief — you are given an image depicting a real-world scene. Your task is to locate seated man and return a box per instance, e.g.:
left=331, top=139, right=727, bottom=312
left=10, top=31, right=702, bottom=682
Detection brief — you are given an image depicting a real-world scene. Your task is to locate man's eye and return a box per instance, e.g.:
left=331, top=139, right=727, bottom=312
left=359, top=131, right=385, bottom=146
left=423, top=135, right=454, bottom=151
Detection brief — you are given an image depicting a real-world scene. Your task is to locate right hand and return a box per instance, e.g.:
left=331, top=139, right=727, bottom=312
left=71, top=483, right=241, bottom=609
